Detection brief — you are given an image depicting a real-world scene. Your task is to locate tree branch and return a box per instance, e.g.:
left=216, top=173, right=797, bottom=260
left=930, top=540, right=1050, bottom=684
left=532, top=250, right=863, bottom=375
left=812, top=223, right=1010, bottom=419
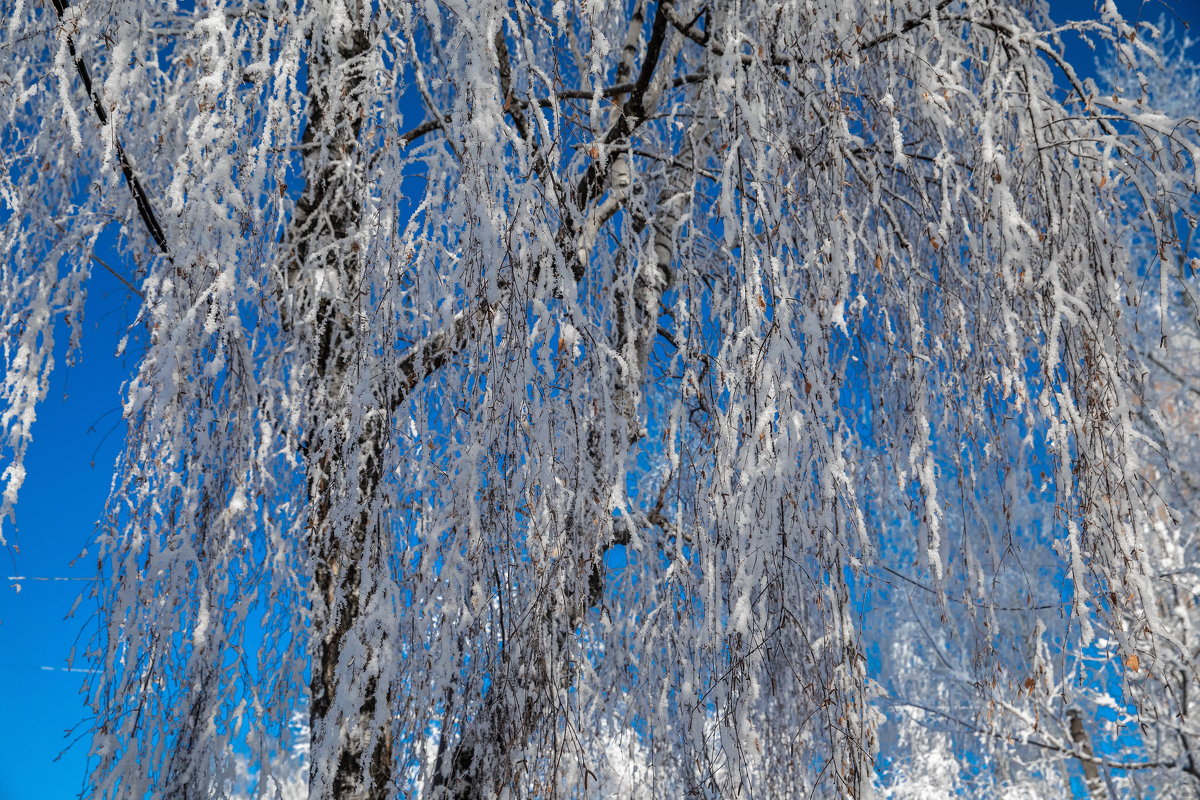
left=661, top=3, right=710, bottom=48
left=48, top=0, right=170, bottom=255
left=384, top=303, right=495, bottom=414
left=860, top=0, right=956, bottom=52
left=890, top=699, right=1183, bottom=774
left=623, top=0, right=671, bottom=122
left=494, top=27, right=528, bottom=140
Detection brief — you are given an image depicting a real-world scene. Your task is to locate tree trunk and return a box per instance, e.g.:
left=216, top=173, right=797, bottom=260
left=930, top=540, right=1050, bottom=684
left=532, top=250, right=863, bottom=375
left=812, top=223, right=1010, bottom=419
left=1067, top=708, right=1105, bottom=800
left=288, top=8, right=392, bottom=799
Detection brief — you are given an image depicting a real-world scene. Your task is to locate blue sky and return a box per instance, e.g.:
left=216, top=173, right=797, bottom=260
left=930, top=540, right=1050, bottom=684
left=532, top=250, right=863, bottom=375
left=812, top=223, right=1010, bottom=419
left=0, top=1, right=1196, bottom=798
left=0, top=259, right=139, bottom=800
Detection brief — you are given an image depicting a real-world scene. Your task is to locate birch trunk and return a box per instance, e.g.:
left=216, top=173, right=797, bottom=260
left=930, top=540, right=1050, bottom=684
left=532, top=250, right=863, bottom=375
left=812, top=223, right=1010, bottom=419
left=288, top=8, right=392, bottom=798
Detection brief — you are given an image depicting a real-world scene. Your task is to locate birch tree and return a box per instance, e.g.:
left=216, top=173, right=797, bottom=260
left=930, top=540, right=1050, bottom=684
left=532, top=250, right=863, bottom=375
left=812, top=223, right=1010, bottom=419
left=878, top=19, right=1200, bottom=798
left=1, top=0, right=1198, bottom=798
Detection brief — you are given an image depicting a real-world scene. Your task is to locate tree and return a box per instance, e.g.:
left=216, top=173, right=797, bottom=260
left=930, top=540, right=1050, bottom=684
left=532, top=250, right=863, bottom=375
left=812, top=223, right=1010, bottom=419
left=875, top=17, right=1200, bottom=798
left=1, top=0, right=1197, bottom=798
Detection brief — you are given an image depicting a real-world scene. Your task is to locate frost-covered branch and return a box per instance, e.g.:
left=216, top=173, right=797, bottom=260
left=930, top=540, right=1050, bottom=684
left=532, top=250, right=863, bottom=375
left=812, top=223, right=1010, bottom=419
left=48, top=0, right=169, bottom=254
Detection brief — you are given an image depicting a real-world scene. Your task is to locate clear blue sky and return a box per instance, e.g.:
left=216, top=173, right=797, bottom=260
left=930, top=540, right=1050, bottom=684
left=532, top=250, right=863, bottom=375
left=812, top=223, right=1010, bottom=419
left=0, top=2, right=1195, bottom=798
left=0, top=260, right=139, bottom=800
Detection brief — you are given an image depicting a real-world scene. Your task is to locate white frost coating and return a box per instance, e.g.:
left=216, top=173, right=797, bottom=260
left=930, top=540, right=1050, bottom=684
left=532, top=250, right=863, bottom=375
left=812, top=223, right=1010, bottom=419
left=227, top=486, right=248, bottom=515
left=559, top=321, right=580, bottom=362
left=193, top=598, right=211, bottom=648
left=891, top=117, right=908, bottom=168
left=52, top=27, right=82, bottom=154
left=1, top=463, right=25, bottom=515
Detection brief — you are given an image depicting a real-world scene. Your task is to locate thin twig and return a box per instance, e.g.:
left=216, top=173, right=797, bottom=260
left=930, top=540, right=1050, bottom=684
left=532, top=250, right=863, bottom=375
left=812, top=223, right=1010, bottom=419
left=89, top=253, right=145, bottom=299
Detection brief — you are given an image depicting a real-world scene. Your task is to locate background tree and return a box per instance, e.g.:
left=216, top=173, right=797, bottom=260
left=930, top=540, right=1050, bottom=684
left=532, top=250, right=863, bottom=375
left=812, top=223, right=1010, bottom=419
left=1, top=0, right=1197, bottom=798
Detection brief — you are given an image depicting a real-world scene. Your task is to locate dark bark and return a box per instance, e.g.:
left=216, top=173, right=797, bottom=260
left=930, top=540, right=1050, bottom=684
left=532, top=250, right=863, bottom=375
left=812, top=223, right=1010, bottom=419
left=288, top=14, right=393, bottom=800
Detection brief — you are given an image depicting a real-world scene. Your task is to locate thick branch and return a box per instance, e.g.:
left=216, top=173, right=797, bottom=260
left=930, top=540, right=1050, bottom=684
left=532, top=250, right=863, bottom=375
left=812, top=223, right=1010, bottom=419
left=661, top=3, right=710, bottom=47
left=493, top=28, right=528, bottom=140
left=289, top=19, right=394, bottom=800
left=385, top=304, right=494, bottom=414
left=575, top=0, right=674, bottom=210
left=623, top=0, right=671, bottom=121
left=1068, top=708, right=1105, bottom=798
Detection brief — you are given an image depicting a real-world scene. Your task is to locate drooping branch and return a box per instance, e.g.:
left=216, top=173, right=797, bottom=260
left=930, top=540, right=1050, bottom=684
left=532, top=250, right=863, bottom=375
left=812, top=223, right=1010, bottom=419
left=47, top=0, right=169, bottom=255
